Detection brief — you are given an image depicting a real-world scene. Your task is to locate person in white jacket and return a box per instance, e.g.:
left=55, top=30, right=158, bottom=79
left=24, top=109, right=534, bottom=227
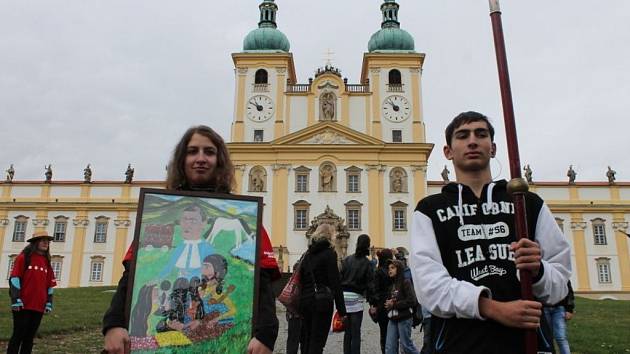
left=409, top=111, right=571, bottom=354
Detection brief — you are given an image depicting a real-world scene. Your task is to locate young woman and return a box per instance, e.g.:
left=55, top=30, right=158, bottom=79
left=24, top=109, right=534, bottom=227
left=384, top=260, right=419, bottom=354
left=340, top=234, right=374, bottom=354
left=369, top=248, right=393, bottom=354
left=8, top=231, right=57, bottom=354
left=102, top=125, right=280, bottom=354
left=298, top=223, right=347, bottom=354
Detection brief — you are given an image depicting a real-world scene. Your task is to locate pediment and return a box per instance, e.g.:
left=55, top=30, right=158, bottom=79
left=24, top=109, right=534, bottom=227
left=272, top=122, right=384, bottom=146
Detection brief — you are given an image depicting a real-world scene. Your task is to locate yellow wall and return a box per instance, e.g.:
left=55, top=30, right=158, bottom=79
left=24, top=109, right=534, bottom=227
left=69, top=213, right=88, bottom=287
left=270, top=165, right=289, bottom=247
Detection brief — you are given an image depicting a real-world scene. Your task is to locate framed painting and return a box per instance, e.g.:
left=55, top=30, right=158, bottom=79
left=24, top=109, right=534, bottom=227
left=125, top=188, right=262, bottom=353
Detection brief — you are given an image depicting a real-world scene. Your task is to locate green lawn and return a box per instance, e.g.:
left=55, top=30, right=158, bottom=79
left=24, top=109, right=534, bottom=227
left=568, top=297, right=630, bottom=354
left=0, top=286, right=115, bottom=340
left=1, top=290, right=629, bottom=353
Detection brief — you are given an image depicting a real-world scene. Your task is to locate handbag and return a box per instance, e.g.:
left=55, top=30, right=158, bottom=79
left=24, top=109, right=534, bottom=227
left=331, top=310, right=346, bottom=332
left=278, top=253, right=306, bottom=314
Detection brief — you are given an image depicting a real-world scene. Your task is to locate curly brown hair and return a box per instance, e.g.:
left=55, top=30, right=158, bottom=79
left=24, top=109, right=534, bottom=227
left=165, top=125, right=235, bottom=192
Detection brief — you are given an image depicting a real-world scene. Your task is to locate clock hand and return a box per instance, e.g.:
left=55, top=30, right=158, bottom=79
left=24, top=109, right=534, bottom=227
left=391, top=100, right=400, bottom=112
left=249, top=99, right=263, bottom=111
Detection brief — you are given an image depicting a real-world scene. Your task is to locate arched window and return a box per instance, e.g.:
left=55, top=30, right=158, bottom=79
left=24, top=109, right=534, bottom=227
left=388, top=69, right=402, bottom=85
left=255, top=69, right=268, bottom=84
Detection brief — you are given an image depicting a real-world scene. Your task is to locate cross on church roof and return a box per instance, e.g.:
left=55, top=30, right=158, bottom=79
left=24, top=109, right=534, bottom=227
left=323, top=48, right=335, bottom=66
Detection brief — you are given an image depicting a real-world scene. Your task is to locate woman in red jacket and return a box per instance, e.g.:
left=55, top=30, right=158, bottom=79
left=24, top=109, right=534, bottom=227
left=102, top=125, right=280, bottom=354
left=8, top=231, right=57, bottom=354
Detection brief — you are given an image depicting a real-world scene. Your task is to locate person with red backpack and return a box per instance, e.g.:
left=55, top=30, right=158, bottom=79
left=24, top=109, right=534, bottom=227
left=7, top=230, right=57, bottom=354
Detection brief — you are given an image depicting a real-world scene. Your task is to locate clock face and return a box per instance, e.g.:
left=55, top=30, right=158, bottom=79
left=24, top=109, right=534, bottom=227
left=382, top=95, right=411, bottom=122
left=247, top=95, right=274, bottom=122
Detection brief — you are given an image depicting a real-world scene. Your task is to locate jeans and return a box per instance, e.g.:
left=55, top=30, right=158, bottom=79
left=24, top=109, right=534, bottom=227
left=544, top=306, right=571, bottom=354
left=7, top=310, right=44, bottom=354
left=343, top=311, right=363, bottom=354
left=385, top=318, right=420, bottom=354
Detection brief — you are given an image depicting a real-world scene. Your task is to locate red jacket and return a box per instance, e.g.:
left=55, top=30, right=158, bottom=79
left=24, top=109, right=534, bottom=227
left=11, top=253, right=57, bottom=312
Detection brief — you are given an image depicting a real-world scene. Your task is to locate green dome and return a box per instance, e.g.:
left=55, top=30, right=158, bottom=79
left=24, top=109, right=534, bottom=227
left=243, top=27, right=290, bottom=52
left=368, top=27, right=415, bottom=52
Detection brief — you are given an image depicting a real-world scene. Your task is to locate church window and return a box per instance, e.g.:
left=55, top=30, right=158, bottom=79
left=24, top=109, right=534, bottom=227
left=389, top=69, right=402, bottom=85
left=94, top=216, right=109, bottom=243
left=345, top=200, right=363, bottom=231
left=391, top=201, right=408, bottom=231
left=12, top=216, right=28, bottom=242
left=296, top=175, right=308, bottom=192
left=294, top=166, right=311, bottom=193
left=392, top=130, right=402, bottom=143
left=293, top=200, right=311, bottom=230
left=345, top=166, right=362, bottom=193
left=348, top=175, right=360, bottom=193
left=592, top=218, right=607, bottom=245
left=255, top=69, right=268, bottom=84
left=596, top=258, right=611, bottom=283
left=51, top=256, right=63, bottom=281
left=388, top=69, right=403, bottom=92
left=254, top=130, right=264, bottom=142
left=90, top=257, right=105, bottom=282
left=53, top=216, right=68, bottom=242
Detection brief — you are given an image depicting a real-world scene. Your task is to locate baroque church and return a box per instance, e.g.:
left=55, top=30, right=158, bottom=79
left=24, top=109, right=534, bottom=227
left=228, top=0, right=431, bottom=271
left=1, top=0, right=629, bottom=300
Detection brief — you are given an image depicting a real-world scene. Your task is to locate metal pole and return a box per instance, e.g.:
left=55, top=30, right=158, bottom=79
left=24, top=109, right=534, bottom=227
left=487, top=1, right=537, bottom=353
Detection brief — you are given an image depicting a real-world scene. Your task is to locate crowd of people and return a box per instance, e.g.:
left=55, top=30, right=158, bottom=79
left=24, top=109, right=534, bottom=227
left=7, top=111, right=574, bottom=354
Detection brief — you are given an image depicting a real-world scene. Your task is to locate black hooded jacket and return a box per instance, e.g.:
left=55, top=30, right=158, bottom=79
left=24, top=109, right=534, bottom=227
left=410, top=180, right=572, bottom=354
left=299, top=238, right=346, bottom=315
left=340, top=235, right=374, bottom=297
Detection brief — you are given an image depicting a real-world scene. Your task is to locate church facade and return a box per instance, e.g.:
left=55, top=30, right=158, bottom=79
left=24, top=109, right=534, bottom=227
left=1, top=0, right=629, bottom=300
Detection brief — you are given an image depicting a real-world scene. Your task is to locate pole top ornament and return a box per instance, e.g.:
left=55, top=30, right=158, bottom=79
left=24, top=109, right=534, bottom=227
left=489, top=0, right=501, bottom=13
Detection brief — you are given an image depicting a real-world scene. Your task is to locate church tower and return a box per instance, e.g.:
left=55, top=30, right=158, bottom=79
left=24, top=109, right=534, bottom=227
left=231, top=0, right=297, bottom=144
left=228, top=0, right=433, bottom=271
left=363, top=0, right=426, bottom=143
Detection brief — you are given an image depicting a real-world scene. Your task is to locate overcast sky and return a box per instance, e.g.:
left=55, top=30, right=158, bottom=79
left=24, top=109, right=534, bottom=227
left=1, top=0, right=628, bottom=183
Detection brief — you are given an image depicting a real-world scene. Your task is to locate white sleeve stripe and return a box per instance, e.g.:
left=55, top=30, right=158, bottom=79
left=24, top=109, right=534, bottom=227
left=409, top=210, right=489, bottom=319
left=532, top=203, right=572, bottom=305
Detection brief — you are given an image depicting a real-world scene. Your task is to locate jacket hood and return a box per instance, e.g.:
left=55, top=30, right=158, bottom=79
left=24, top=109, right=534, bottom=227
left=441, top=179, right=508, bottom=226
left=355, top=234, right=370, bottom=257
left=309, top=238, right=332, bottom=254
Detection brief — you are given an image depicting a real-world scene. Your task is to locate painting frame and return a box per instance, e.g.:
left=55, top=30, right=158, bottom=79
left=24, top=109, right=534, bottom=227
left=125, top=188, right=262, bottom=353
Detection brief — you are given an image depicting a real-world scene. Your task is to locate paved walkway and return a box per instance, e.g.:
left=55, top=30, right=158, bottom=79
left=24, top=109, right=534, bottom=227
left=274, top=302, right=425, bottom=354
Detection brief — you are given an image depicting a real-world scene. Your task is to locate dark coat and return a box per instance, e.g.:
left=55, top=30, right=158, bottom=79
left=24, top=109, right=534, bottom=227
left=340, top=253, right=374, bottom=297
left=299, top=239, right=346, bottom=315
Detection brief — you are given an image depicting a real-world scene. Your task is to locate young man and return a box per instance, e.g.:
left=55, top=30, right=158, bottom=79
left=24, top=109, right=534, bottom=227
left=410, top=111, right=571, bottom=354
